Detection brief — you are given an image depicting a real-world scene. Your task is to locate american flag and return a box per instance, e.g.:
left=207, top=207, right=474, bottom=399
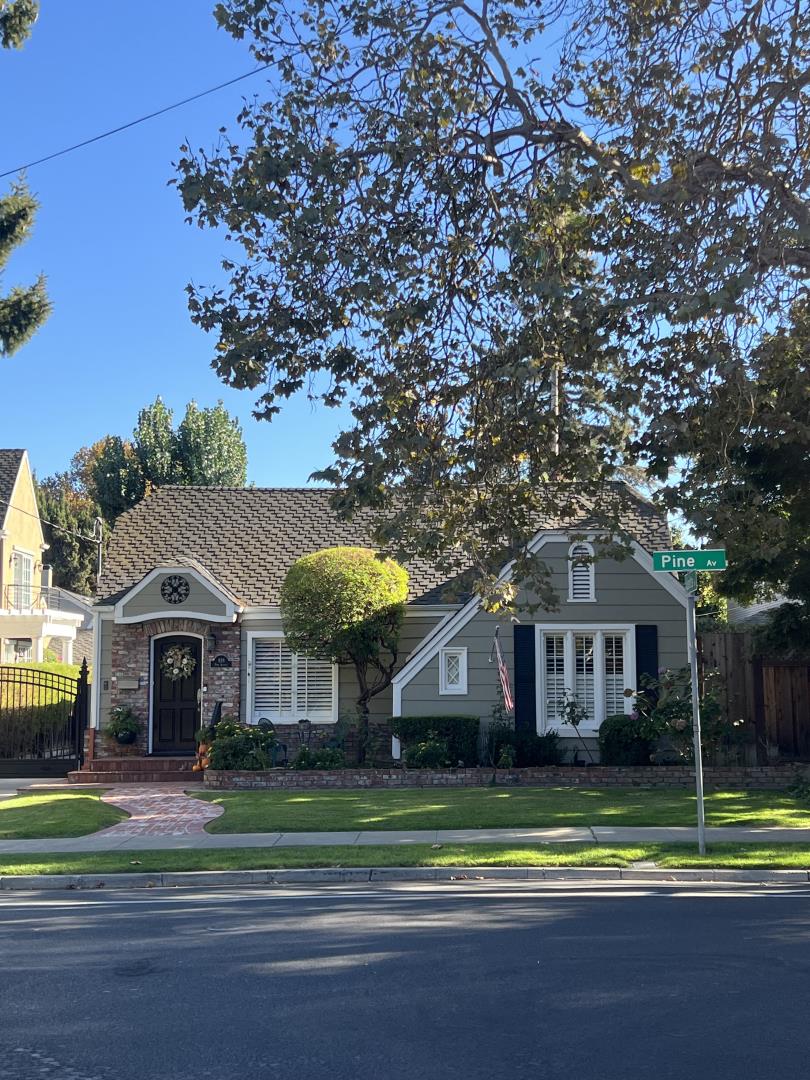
left=493, top=628, right=514, bottom=712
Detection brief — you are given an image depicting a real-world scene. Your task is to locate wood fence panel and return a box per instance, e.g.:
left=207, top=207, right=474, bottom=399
left=763, top=663, right=810, bottom=760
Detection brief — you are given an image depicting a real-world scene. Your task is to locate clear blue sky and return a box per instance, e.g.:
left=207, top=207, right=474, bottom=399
left=0, top=0, right=345, bottom=485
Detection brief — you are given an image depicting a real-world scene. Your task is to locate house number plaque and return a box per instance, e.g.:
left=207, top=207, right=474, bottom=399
left=210, top=655, right=232, bottom=669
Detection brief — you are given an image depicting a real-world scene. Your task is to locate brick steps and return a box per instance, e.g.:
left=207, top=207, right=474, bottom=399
left=68, top=757, right=203, bottom=785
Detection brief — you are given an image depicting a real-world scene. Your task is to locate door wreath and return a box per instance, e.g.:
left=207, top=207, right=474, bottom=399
left=160, top=643, right=197, bottom=681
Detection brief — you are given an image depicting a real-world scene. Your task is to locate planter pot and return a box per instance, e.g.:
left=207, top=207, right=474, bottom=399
left=114, top=731, right=138, bottom=745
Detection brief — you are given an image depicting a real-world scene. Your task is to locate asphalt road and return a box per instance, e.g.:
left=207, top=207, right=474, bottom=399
left=1, top=881, right=809, bottom=1080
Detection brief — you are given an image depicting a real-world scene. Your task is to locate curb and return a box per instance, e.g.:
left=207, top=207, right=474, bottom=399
left=1, top=866, right=809, bottom=890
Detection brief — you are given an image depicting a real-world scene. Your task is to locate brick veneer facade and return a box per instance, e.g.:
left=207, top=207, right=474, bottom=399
left=204, top=764, right=810, bottom=790
left=98, top=617, right=241, bottom=758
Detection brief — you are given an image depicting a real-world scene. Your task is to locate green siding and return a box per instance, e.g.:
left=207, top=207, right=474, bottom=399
left=400, top=541, right=687, bottom=722
left=120, top=576, right=227, bottom=620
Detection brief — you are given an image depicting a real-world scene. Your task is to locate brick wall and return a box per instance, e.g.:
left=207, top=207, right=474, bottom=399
left=204, top=764, right=810, bottom=790
left=97, top=618, right=240, bottom=758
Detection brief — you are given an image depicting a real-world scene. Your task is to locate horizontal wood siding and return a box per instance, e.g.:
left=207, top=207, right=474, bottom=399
left=400, top=541, right=687, bottom=721
left=241, top=615, right=442, bottom=723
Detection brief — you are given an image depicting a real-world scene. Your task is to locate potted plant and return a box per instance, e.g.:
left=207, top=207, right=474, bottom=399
left=107, top=706, right=140, bottom=745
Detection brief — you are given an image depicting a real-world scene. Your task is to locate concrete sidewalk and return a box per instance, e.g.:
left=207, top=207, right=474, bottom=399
left=2, top=823, right=810, bottom=855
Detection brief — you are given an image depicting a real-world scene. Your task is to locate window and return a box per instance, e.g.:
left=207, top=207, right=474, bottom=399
left=568, top=542, right=595, bottom=602
left=538, top=627, right=633, bottom=731
left=249, top=634, right=336, bottom=723
left=439, top=647, right=468, bottom=694
left=10, top=550, right=33, bottom=610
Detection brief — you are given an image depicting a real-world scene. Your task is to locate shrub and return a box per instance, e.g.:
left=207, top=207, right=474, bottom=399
left=496, top=743, right=516, bottom=769
left=598, top=713, right=656, bottom=766
left=404, top=734, right=450, bottom=769
left=291, top=746, right=347, bottom=770
left=207, top=718, right=278, bottom=770
left=106, top=707, right=140, bottom=741
left=391, top=715, right=480, bottom=766
left=513, top=730, right=563, bottom=767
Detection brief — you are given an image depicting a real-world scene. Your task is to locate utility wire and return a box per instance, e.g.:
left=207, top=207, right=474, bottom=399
left=0, top=64, right=271, bottom=180
left=0, top=498, right=101, bottom=545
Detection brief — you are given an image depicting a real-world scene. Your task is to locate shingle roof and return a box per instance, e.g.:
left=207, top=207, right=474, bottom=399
left=0, top=450, right=25, bottom=528
left=98, top=484, right=671, bottom=607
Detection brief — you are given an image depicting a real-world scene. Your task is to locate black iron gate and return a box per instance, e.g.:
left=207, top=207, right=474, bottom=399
left=0, top=658, right=89, bottom=777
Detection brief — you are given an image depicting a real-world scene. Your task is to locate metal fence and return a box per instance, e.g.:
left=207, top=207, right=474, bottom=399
left=0, top=659, right=89, bottom=776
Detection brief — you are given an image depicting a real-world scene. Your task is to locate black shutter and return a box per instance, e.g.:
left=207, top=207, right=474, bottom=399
left=513, top=625, right=536, bottom=732
left=635, top=625, right=659, bottom=692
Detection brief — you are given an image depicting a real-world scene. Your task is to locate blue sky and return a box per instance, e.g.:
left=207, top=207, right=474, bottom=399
left=0, top=0, right=345, bottom=485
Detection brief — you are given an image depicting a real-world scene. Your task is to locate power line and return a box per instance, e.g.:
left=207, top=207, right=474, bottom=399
left=0, top=498, right=101, bottom=546
left=0, top=64, right=271, bottom=180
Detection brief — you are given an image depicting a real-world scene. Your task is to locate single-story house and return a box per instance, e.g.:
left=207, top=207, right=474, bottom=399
left=89, top=483, right=687, bottom=761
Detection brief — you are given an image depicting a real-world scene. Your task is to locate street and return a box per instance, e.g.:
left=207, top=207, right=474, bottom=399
left=1, top=882, right=809, bottom=1079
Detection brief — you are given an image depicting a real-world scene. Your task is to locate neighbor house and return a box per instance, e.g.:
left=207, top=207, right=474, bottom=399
left=0, top=450, right=86, bottom=664
left=87, top=483, right=687, bottom=763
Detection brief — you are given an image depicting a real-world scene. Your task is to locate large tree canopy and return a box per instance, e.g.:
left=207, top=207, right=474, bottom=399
left=177, top=0, right=810, bottom=602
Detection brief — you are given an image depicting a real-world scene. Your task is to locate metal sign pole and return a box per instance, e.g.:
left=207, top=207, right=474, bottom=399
left=686, top=589, right=707, bottom=855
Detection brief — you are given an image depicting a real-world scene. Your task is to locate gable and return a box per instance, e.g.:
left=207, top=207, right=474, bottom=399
left=115, top=566, right=240, bottom=624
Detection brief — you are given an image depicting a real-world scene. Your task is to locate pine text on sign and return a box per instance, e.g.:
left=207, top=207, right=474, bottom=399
left=652, top=550, right=727, bottom=572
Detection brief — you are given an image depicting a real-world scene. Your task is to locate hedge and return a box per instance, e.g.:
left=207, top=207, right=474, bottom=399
left=390, top=715, right=480, bottom=767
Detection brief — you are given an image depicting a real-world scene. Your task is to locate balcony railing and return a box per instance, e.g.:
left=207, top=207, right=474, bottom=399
left=3, top=585, right=62, bottom=612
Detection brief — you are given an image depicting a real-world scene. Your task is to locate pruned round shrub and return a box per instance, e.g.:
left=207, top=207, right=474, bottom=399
left=391, top=715, right=480, bottom=766
left=598, top=713, right=656, bottom=766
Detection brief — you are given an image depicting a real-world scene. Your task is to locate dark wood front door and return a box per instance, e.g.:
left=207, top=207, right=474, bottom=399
left=152, top=636, right=201, bottom=753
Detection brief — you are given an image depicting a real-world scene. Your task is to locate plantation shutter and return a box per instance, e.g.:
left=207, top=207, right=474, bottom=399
left=569, top=544, right=594, bottom=600
left=252, top=637, right=335, bottom=722
left=544, top=633, right=567, bottom=726
left=513, top=625, right=536, bottom=732
left=295, top=654, right=335, bottom=720
left=253, top=638, right=294, bottom=716
left=574, top=634, right=596, bottom=723
left=603, top=634, right=626, bottom=717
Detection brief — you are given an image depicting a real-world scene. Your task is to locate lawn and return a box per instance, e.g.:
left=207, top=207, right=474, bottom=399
left=0, top=791, right=126, bottom=839
left=2, top=842, right=810, bottom=876
left=194, top=786, right=810, bottom=833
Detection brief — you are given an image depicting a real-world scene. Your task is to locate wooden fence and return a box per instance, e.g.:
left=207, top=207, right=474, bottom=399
left=700, top=632, right=810, bottom=763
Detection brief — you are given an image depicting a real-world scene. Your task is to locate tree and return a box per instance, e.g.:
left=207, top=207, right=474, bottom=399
left=177, top=0, right=810, bottom=603
left=0, top=0, right=37, bottom=50
left=35, top=475, right=102, bottom=596
left=1, top=4, right=48, bottom=357
left=71, top=398, right=248, bottom=523
left=662, top=300, right=810, bottom=645
left=174, top=400, right=248, bottom=485
left=279, top=547, right=409, bottom=760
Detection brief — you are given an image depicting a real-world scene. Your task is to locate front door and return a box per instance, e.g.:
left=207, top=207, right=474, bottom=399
left=152, top=636, right=201, bottom=753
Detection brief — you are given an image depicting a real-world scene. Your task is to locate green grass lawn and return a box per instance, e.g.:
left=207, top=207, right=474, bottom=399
left=0, top=791, right=126, bottom=839
left=2, top=842, right=810, bottom=877
left=194, top=786, right=810, bottom=833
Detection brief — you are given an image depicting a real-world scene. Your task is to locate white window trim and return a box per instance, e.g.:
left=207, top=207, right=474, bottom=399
left=439, top=646, right=468, bottom=695
left=567, top=541, right=596, bottom=603
left=534, top=624, right=636, bottom=735
left=245, top=630, right=339, bottom=725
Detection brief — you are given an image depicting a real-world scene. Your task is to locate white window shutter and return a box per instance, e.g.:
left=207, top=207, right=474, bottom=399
left=296, top=654, right=335, bottom=720
left=253, top=638, right=294, bottom=715
left=574, top=634, right=596, bottom=723
left=603, top=634, right=625, bottom=717
left=569, top=544, right=594, bottom=601
left=544, top=634, right=566, bottom=725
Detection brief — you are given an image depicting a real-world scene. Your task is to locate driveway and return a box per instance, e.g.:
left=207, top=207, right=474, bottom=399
left=1, top=881, right=808, bottom=1079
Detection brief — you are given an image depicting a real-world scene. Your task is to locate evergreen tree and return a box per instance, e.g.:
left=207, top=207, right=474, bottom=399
left=35, top=475, right=101, bottom=597
left=1, top=4, right=48, bottom=357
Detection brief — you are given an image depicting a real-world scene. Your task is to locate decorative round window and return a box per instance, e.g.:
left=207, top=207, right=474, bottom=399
left=160, top=575, right=190, bottom=605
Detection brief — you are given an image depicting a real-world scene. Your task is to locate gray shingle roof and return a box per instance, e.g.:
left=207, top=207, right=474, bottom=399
left=0, top=450, right=25, bottom=528
left=98, top=484, right=671, bottom=607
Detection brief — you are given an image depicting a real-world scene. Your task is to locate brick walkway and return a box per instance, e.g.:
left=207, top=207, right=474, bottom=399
left=97, top=785, right=223, bottom=837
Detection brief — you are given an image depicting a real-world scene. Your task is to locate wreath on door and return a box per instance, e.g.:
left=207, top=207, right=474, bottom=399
left=160, top=643, right=197, bottom=682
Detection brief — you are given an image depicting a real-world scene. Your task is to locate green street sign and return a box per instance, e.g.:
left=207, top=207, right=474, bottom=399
left=653, top=549, right=727, bottom=572
left=684, top=570, right=698, bottom=594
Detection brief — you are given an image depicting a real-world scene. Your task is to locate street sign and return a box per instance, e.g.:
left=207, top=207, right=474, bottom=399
left=684, top=570, right=698, bottom=594
left=653, top=549, right=727, bottom=572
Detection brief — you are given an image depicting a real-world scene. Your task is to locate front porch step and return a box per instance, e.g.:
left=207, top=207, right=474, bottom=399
left=68, top=757, right=203, bottom=785
left=67, top=770, right=203, bottom=784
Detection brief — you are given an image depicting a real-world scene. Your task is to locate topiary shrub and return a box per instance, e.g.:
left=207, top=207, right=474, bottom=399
left=403, top=734, right=450, bottom=769
left=391, top=715, right=480, bottom=766
left=598, top=712, right=656, bottom=766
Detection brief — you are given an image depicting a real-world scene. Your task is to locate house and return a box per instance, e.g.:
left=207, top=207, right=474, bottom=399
left=87, top=483, right=687, bottom=763
left=0, top=450, right=86, bottom=664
